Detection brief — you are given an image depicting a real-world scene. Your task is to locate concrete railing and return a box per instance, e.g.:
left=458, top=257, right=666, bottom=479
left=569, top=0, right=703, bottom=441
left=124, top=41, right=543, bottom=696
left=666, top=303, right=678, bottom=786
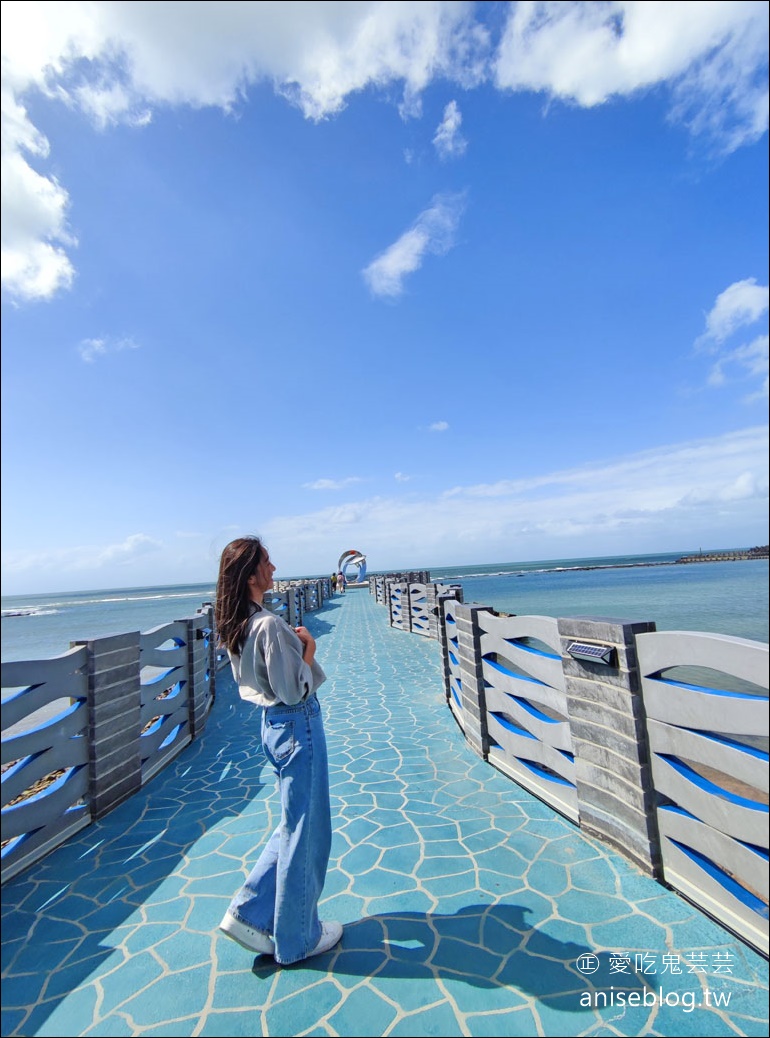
left=1, top=605, right=217, bottom=884
left=636, top=630, right=769, bottom=957
left=263, top=578, right=332, bottom=626
left=370, top=572, right=431, bottom=607
left=384, top=579, right=465, bottom=640
left=380, top=577, right=769, bottom=955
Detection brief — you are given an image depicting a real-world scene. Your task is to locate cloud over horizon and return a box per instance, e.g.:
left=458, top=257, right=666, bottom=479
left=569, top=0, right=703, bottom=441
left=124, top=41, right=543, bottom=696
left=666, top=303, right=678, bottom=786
left=257, top=425, right=769, bottom=571
left=2, top=532, right=163, bottom=579
left=3, top=427, right=766, bottom=592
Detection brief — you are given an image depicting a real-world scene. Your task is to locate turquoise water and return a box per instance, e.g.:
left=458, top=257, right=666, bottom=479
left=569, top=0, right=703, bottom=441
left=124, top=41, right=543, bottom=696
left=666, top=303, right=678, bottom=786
left=1, top=583, right=217, bottom=662
left=1, top=552, right=767, bottom=662
left=430, top=552, right=769, bottom=643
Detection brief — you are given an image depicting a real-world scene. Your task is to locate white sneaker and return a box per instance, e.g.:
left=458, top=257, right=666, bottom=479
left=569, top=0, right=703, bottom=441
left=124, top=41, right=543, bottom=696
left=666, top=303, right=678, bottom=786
left=306, top=920, right=343, bottom=959
left=219, top=911, right=275, bottom=955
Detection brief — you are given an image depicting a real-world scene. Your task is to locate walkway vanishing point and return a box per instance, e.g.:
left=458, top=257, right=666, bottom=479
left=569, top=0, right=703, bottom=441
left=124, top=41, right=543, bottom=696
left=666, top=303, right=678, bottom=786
left=2, top=589, right=768, bottom=1037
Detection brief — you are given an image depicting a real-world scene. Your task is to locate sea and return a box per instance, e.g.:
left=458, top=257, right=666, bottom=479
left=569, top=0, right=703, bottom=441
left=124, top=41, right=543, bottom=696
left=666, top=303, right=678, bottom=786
left=1, top=550, right=767, bottom=663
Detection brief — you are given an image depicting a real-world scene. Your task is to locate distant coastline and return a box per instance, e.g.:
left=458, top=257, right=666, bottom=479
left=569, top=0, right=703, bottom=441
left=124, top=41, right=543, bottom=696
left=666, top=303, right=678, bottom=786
left=543, top=546, right=769, bottom=575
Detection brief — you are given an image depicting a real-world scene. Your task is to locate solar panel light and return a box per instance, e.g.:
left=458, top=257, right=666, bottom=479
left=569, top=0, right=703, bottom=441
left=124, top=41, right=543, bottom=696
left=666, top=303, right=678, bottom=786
left=567, top=641, right=616, bottom=666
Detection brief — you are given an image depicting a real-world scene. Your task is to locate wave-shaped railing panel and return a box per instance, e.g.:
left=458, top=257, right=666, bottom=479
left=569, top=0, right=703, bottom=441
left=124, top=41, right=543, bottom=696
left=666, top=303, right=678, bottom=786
left=1, top=647, right=91, bottom=882
left=636, top=630, right=769, bottom=955
left=140, top=622, right=192, bottom=783
left=389, top=584, right=409, bottom=631
left=409, top=583, right=430, bottom=636
left=263, top=590, right=290, bottom=620
left=2, top=607, right=216, bottom=884
left=441, top=600, right=464, bottom=731
left=193, top=610, right=216, bottom=716
left=478, top=611, right=577, bottom=822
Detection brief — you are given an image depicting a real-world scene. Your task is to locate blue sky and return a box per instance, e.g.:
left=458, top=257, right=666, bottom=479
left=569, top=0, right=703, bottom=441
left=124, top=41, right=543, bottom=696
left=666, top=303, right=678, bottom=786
left=1, top=1, right=768, bottom=595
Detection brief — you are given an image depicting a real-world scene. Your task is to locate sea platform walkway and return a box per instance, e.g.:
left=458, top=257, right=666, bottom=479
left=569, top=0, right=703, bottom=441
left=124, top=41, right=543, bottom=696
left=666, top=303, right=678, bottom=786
left=2, top=589, right=768, bottom=1037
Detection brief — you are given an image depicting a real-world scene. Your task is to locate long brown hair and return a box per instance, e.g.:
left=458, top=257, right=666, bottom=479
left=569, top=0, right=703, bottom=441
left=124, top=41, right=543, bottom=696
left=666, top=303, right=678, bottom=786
left=215, top=536, right=265, bottom=653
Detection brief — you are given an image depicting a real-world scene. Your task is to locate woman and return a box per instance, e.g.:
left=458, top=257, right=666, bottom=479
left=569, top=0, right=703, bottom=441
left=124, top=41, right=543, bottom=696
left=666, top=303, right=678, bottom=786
left=215, top=536, right=342, bottom=964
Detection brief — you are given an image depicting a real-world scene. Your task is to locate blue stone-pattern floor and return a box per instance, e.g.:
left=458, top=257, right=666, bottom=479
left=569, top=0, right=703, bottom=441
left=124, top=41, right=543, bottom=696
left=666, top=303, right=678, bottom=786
left=2, top=590, right=768, bottom=1037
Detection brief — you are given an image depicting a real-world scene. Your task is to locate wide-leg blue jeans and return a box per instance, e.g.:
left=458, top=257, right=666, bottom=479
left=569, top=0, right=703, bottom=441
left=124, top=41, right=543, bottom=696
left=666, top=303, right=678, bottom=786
left=227, top=693, right=332, bottom=964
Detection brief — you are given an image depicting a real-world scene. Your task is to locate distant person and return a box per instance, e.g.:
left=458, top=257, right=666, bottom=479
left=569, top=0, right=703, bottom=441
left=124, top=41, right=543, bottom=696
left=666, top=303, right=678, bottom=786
left=337, top=570, right=346, bottom=593
left=215, top=536, right=342, bottom=964
left=331, top=572, right=337, bottom=592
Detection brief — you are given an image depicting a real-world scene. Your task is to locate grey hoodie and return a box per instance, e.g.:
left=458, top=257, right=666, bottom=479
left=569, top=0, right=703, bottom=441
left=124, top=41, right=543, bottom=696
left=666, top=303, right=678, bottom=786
left=228, top=605, right=327, bottom=708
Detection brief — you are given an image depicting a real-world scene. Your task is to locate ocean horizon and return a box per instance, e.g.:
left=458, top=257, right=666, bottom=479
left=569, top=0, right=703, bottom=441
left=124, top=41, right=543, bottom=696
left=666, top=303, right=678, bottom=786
left=2, top=548, right=767, bottom=662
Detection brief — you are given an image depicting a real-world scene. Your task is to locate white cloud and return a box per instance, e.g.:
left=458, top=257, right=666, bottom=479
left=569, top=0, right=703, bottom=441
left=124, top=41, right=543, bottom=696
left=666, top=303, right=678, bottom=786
left=700, top=277, right=769, bottom=346
left=96, top=533, right=162, bottom=565
left=695, top=278, right=769, bottom=398
left=432, top=99, right=467, bottom=159
left=3, top=532, right=162, bottom=577
left=394, top=472, right=411, bottom=482
left=362, top=192, right=466, bottom=298
left=78, top=335, right=140, bottom=362
left=442, top=425, right=769, bottom=502
left=429, top=420, right=450, bottom=432
left=707, top=334, right=770, bottom=401
left=5, top=429, right=765, bottom=591
left=303, top=476, right=363, bottom=491
left=495, top=1, right=768, bottom=153
left=1, top=2, right=766, bottom=302
left=256, top=427, right=769, bottom=570
left=1, top=2, right=488, bottom=302
left=1, top=95, right=76, bottom=301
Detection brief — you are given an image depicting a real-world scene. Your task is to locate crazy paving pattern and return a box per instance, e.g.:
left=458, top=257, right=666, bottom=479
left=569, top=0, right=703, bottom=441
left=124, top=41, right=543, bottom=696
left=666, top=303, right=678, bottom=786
left=2, top=590, right=768, bottom=1037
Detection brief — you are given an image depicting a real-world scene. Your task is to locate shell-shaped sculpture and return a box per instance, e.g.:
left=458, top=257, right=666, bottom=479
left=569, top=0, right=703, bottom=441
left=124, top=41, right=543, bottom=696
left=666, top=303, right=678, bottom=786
left=337, top=549, right=367, bottom=583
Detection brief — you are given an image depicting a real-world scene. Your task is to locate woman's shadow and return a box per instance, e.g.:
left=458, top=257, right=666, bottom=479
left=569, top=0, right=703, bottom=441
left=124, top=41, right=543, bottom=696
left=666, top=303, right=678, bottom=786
left=251, top=903, right=653, bottom=1007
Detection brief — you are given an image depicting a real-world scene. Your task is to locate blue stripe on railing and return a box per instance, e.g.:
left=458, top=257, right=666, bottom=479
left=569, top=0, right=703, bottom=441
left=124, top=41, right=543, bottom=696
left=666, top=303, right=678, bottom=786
left=142, top=667, right=181, bottom=687
left=516, top=757, right=576, bottom=788
left=503, top=694, right=561, bottom=724
left=659, top=805, right=769, bottom=860
left=1, top=764, right=87, bottom=810
left=649, top=676, right=763, bottom=700
left=489, top=712, right=536, bottom=739
left=667, top=836, right=769, bottom=915
left=503, top=638, right=560, bottom=660
left=484, top=657, right=547, bottom=685
left=159, top=723, right=184, bottom=750
left=658, top=754, right=768, bottom=811
left=689, top=729, right=769, bottom=762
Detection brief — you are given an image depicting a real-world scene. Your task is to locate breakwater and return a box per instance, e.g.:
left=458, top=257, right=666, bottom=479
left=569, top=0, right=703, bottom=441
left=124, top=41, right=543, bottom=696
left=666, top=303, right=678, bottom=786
left=677, top=545, right=768, bottom=564
left=372, top=572, right=769, bottom=957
